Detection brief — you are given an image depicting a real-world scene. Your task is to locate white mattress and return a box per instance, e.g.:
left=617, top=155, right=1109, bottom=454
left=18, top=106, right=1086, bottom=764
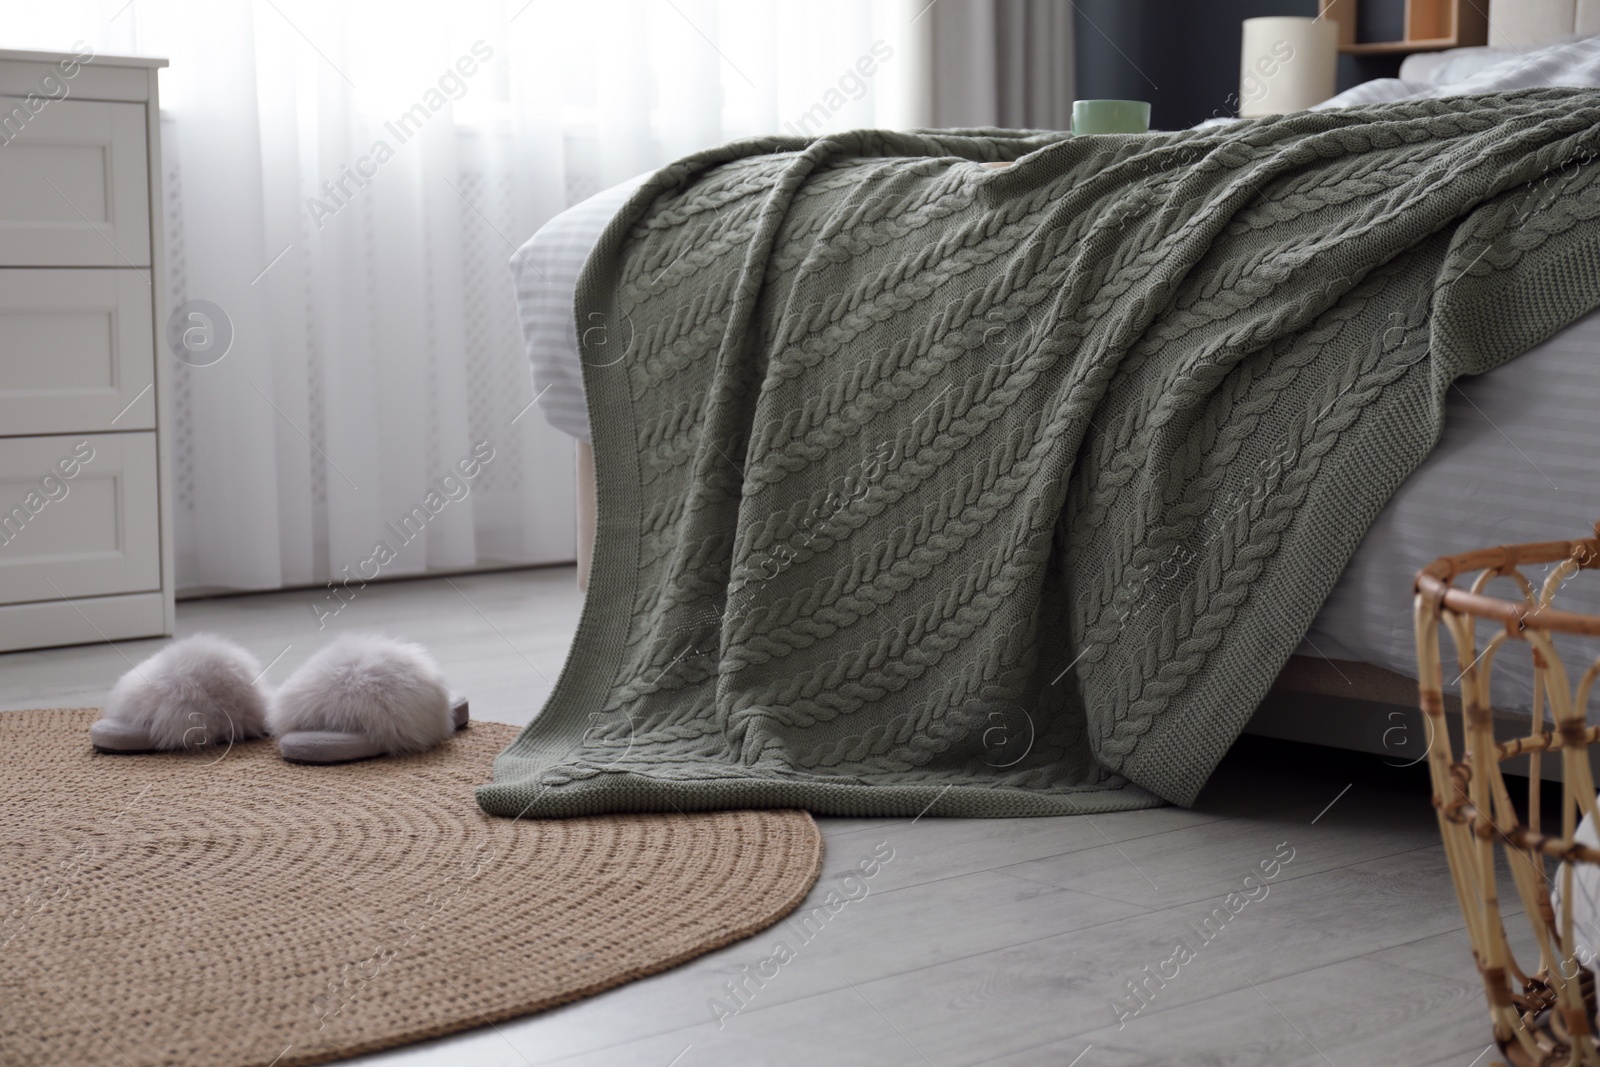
left=511, top=177, right=1600, bottom=720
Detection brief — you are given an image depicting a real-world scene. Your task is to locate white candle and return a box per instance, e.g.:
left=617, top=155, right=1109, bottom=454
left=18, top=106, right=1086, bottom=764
left=1239, top=16, right=1339, bottom=117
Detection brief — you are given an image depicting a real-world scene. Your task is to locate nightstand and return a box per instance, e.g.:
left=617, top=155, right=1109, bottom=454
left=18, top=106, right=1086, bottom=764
left=0, top=48, right=173, bottom=651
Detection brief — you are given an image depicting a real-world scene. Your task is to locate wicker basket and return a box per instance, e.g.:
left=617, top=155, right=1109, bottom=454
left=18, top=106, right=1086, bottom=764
left=1418, top=525, right=1600, bottom=1066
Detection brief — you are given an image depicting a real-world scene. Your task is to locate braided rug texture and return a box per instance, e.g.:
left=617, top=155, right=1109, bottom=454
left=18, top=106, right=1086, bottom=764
left=480, top=89, right=1600, bottom=819
left=1, top=709, right=821, bottom=1067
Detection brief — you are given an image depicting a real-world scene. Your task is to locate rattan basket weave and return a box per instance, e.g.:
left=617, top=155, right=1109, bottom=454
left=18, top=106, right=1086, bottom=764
left=1417, top=525, right=1600, bottom=1067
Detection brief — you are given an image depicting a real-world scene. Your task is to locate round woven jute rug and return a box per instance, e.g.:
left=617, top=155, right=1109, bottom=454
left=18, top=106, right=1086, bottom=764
left=1, top=709, right=822, bottom=1067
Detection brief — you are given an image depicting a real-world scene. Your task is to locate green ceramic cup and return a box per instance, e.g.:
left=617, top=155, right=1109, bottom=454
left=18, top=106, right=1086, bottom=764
left=1071, top=99, right=1151, bottom=135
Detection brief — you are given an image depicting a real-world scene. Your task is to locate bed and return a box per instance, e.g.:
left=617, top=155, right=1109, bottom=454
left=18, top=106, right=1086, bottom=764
left=508, top=29, right=1600, bottom=778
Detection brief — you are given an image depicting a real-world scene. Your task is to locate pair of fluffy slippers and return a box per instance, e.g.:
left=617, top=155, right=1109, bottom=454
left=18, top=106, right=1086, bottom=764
left=90, top=634, right=468, bottom=763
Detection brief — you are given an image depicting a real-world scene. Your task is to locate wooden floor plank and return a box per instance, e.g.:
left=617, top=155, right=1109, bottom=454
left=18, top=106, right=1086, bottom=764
left=981, top=956, right=1485, bottom=1067
left=815, top=805, right=1229, bottom=896
left=995, top=793, right=1438, bottom=913
left=841, top=891, right=1402, bottom=1063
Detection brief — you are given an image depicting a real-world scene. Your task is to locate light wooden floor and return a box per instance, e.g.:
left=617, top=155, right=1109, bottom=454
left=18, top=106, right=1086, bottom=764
left=1, top=568, right=1505, bottom=1066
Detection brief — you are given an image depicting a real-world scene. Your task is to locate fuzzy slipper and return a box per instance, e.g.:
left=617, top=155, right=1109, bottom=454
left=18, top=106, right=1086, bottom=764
left=268, top=635, right=468, bottom=764
left=91, top=635, right=269, bottom=754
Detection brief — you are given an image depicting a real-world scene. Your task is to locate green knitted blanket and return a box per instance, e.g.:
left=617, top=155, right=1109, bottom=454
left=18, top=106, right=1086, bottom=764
left=480, top=89, right=1600, bottom=819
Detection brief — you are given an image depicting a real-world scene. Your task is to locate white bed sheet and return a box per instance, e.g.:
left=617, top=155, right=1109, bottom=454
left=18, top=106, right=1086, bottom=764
left=512, top=173, right=649, bottom=442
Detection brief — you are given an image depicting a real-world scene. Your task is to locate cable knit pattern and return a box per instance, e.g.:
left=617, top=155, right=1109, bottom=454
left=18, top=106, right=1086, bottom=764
left=479, top=91, right=1600, bottom=819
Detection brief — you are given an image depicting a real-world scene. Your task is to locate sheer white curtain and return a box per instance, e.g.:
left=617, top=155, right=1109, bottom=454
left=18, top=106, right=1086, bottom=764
left=925, top=0, right=1074, bottom=129
left=5, top=0, right=923, bottom=593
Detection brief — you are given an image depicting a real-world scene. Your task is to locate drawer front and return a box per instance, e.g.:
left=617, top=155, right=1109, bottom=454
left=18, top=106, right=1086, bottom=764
left=0, top=269, right=154, bottom=434
left=0, top=591, right=166, bottom=653
left=0, top=97, right=150, bottom=266
left=0, top=432, right=160, bottom=605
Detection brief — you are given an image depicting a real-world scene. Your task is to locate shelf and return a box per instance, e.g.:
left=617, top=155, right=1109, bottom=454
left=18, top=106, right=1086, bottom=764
left=1340, top=36, right=1462, bottom=55
left=1317, top=0, right=1488, bottom=56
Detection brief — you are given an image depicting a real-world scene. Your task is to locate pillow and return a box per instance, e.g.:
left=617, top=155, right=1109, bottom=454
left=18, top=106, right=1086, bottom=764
left=1315, top=33, right=1600, bottom=111
left=1397, top=46, right=1521, bottom=84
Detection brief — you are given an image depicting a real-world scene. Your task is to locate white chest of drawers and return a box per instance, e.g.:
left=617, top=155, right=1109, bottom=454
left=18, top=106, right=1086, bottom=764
left=0, top=48, right=173, bottom=652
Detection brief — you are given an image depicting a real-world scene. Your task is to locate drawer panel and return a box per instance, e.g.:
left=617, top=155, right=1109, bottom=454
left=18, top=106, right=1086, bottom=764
left=0, top=97, right=149, bottom=266
left=0, top=591, right=165, bottom=653
left=0, top=269, right=154, bottom=434
left=0, top=432, right=160, bottom=605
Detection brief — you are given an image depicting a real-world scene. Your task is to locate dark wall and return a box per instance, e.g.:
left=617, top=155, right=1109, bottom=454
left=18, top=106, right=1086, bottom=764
left=1074, top=0, right=1405, bottom=130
